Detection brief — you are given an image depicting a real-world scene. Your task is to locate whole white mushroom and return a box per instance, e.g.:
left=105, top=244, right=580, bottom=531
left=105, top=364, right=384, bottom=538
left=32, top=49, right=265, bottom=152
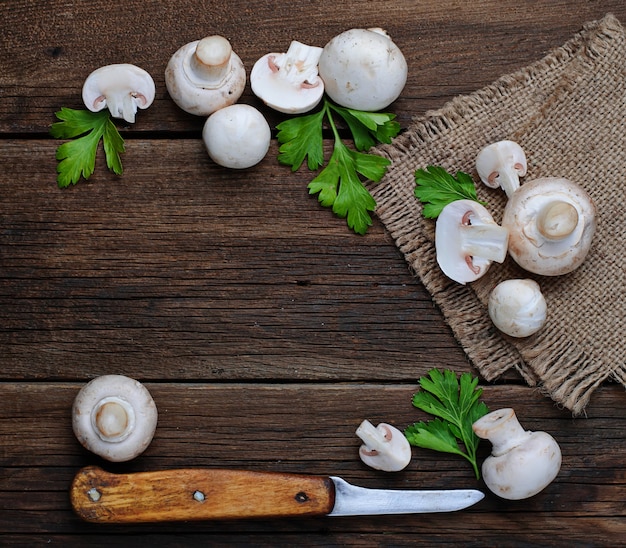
left=473, top=408, right=561, bottom=500
left=72, top=375, right=158, bottom=462
left=318, top=28, right=407, bottom=111
left=502, top=177, right=596, bottom=276
left=488, top=279, right=547, bottom=337
left=202, top=104, right=271, bottom=169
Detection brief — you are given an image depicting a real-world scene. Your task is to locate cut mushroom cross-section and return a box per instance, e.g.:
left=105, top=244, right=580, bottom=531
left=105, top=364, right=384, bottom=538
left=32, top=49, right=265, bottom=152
left=82, top=64, right=156, bottom=124
left=356, top=419, right=412, bottom=472
left=251, top=40, right=324, bottom=114
left=475, top=140, right=527, bottom=198
left=435, top=199, right=509, bottom=284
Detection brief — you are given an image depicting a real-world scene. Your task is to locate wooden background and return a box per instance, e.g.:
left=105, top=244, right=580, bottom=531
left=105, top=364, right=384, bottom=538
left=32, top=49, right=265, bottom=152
left=1, top=1, right=625, bottom=545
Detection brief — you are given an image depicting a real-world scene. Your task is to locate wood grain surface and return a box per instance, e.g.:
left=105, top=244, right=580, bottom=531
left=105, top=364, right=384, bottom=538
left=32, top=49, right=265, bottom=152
left=1, top=1, right=625, bottom=545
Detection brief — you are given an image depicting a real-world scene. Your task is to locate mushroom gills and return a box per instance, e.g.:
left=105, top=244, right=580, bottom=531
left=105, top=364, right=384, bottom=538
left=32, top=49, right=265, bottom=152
left=82, top=64, right=156, bottom=124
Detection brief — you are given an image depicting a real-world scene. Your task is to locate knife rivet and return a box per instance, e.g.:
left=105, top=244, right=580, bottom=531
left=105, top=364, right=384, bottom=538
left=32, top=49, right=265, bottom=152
left=87, top=488, right=101, bottom=502
left=294, top=491, right=309, bottom=503
left=193, top=490, right=206, bottom=503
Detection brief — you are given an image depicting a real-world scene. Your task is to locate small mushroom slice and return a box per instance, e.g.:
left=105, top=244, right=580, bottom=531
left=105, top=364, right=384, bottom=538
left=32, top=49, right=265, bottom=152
left=72, top=375, right=158, bottom=462
left=82, top=64, right=156, bottom=123
left=251, top=41, right=324, bottom=114
left=436, top=200, right=509, bottom=284
left=356, top=420, right=411, bottom=472
left=502, top=177, right=596, bottom=275
left=475, top=140, right=527, bottom=198
left=165, top=35, right=246, bottom=116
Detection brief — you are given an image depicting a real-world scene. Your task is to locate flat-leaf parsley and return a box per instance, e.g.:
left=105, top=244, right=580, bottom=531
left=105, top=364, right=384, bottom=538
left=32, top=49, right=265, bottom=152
left=276, top=98, right=400, bottom=235
left=414, top=165, right=486, bottom=218
left=405, top=368, right=489, bottom=479
left=50, top=107, right=125, bottom=188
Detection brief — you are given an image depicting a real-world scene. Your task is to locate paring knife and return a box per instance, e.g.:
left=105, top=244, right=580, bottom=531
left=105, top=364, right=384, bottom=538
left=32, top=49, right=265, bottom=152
left=71, top=466, right=484, bottom=523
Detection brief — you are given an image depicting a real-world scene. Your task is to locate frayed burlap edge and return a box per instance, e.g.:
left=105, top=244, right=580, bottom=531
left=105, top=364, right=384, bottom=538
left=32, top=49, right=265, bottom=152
left=371, top=14, right=626, bottom=415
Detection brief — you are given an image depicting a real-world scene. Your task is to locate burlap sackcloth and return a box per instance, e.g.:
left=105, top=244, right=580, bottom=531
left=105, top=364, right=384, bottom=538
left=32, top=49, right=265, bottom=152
left=371, top=13, right=625, bottom=415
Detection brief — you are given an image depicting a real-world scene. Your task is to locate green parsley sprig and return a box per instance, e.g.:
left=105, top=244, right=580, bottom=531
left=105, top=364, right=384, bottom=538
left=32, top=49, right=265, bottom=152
left=50, top=108, right=125, bottom=188
left=405, top=368, right=489, bottom=479
left=414, top=165, right=486, bottom=218
left=276, top=97, right=401, bottom=235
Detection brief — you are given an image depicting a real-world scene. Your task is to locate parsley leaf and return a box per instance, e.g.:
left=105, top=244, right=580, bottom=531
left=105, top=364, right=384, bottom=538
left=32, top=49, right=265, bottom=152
left=276, top=97, right=401, bottom=235
left=405, top=368, right=489, bottom=479
left=414, top=165, right=486, bottom=218
left=50, top=108, right=125, bottom=188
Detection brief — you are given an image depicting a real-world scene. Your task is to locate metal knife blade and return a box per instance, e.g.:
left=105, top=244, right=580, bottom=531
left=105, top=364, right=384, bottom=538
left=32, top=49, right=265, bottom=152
left=329, top=476, right=484, bottom=516
left=70, top=466, right=483, bottom=523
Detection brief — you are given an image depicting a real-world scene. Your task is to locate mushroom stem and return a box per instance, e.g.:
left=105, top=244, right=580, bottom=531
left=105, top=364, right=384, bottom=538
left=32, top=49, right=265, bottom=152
left=106, top=92, right=140, bottom=124
left=190, top=35, right=233, bottom=86
left=356, top=419, right=390, bottom=454
left=273, top=41, right=323, bottom=87
left=472, top=408, right=525, bottom=457
left=92, top=396, right=135, bottom=443
left=493, top=163, right=522, bottom=199
left=460, top=221, right=509, bottom=264
left=536, top=200, right=579, bottom=240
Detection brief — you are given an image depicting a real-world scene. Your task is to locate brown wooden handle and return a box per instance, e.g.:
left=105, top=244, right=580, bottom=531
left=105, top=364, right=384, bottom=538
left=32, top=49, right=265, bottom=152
left=70, top=466, right=336, bottom=523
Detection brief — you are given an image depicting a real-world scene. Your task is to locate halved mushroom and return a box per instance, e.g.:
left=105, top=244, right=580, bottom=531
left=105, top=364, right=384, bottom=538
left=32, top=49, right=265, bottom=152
left=502, top=177, right=596, bottom=275
left=72, top=375, right=158, bottom=462
left=318, top=28, right=407, bottom=111
left=436, top=200, right=509, bottom=284
left=165, top=35, right=246, bottom=116
left=250, top=41, right=324, bottom=114
left=356, top=420, right=411, bottom=472
left=476, top=140, right=527, bottom=198
left=82, top=64, right=156, bottom=123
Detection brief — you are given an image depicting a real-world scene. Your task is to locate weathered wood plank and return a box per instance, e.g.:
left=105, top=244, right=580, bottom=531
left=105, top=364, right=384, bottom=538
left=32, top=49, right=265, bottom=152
left=1, top=0, right=625, bottom=132
left=2, top=0, right=626, bottom=544
left=0, top=383, right=624, bottom=543
left=0, top=139, right=470, bottom=381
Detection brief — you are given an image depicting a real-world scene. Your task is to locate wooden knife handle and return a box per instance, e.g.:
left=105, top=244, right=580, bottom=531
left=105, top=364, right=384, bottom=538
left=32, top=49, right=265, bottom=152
left=71, top=466, right=336, bottom=523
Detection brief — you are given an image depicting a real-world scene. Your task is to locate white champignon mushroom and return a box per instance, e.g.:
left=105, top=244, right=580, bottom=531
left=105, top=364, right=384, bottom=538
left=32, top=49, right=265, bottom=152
left=473, top=408, right=562, bottom=500
left=82, top=64, right=156, bottom=124
left=488, top=279, right=547, bottom=337
left=356, top=419, right=411, bottom=472
left=202, top=104, right=271, bottom=169
left=318, top=28, right=407, bottom=111
left=475, top=140, right=527, bottom=199
left=435, top=199, right=509, bottom=284
left=165, top=35, right=246, bottom=116
left=250, top=41, right=325, bottom=114
left=72, top=374, right=158, bottom=462
left=502, top=177, right=596, bottom=275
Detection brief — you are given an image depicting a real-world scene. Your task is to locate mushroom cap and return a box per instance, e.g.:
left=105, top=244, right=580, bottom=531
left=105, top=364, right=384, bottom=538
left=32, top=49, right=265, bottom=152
left=82, top=64, right=156, bottom=123
left=202, top=104, right=271, bottom=169
left=502, top=177, right=596, bottom=275
left=476, top=140, right=527, bottom=198
left=318, top=28, right=407, bottom=111
left=435, top=199, right=509, bottom=284
left=250, top=41, right=325, bottom=114
left=165, top=36, right=246, bottom=116
left=72, top=374, right=158, bottom=462
left=488, top=279, right=547, bottom=337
